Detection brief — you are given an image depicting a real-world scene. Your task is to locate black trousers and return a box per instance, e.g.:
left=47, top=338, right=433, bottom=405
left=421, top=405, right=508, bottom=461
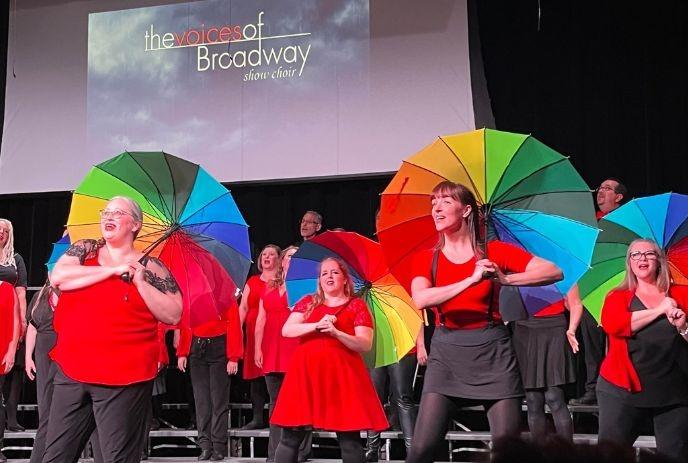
left=578, top=309, right=606, bottom=392
left=369, top=354, right=417, bottom=448
left=30, top=332, right=58, bottom=463
left=598, top=391, right=688, bottom=462
left=265, top=373, right=312, bottom=461
left=189, top=335, right=230, bottom=454
left=41, top=368, right=152, bottom=463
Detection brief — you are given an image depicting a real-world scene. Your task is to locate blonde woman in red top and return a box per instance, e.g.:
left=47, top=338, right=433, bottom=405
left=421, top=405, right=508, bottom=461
left=44, top=196, right=182, bottom=463
left=406, top=181, right=562, bottom=462
left=239, top=244, right=279, bottom=429
left=597, top=239, right=688, bottom=462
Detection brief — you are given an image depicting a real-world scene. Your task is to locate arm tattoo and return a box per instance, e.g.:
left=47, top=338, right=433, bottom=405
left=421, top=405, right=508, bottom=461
left=65, top=239, right=101, bottom=264
left=143, top=269, right=180, bottom=294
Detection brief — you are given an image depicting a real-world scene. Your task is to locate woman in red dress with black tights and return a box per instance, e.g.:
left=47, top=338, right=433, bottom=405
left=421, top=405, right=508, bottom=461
left=239, top=245, right=279, bottom=429
left=406, top=181, right=562, bottom=463
left=44, top=196, right=182, bottom=463
left=255, top=245, right=302, bottom=461
left=271, top=257, right=388, bottom=463
left=597, top=239, right=688, bottom=462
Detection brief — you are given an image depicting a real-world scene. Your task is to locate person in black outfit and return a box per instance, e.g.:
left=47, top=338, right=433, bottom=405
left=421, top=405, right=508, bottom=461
left=597, top=239, right=688, bottom=462
left=570, top=178, right=627, bottom=406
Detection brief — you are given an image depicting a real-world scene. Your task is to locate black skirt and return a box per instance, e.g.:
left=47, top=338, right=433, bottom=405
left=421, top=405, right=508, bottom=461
left=512, top=315, right=576, bottom=390
left=423, top=325, right=524, bottom=400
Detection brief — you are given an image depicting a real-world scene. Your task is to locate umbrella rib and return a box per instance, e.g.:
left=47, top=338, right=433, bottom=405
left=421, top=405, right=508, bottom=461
left=489, top=158, right=573, bottom=206
left=123, top=151, right=175, bottom=221
left=493, top=189, right=594, bottom=211
left=486, top=134, right=530, bottom=205
left=493, top=212, right=596, bottom=272
left=438, top=136, right=486, bottom=205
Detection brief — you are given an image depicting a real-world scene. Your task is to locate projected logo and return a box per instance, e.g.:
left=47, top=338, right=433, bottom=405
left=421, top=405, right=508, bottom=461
left=144, top=11, right=312, bottom=81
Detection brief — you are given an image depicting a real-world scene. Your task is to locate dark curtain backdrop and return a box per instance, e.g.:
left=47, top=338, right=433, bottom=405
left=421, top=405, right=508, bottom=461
left=1, top=1, right=688, bottom=286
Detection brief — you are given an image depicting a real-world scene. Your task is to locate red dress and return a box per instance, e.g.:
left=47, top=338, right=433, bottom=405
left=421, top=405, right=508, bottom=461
left=270, top=296, right=388, bottom=431
left=51, top=256, right=159, bottom=385
left=0, top=282, right=15, bottom=375
left=260, top=287, right=299, bottom=374
left=243, top=275, right=266, bottom=379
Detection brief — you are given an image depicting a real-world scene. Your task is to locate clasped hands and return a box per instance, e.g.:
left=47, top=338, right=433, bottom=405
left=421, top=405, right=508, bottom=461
left=113, top=261, right=146, bottom=284
left=315, top=314, right=338, bottom=335
left=471, top=259, right=508, bottom=285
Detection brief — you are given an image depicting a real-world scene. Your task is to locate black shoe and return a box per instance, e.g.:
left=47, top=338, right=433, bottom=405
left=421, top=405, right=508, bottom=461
left=198, top=449, right=213, bottom=460
left=241, top=420, right=266, bottom=430
left=210, top=451, right=225, bottom=461
left=569, top=390, right=597, bottom=405
left=7, top=423, right=24, bottom=432
left=150, top=418, right=161, bottom=431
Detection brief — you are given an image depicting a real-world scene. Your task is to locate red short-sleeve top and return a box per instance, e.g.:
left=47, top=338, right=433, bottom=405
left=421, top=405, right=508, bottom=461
left=51, top=256, right=160, bottom=385
left=412, top=240, right=533, bottom=329
left=0, top=282, right=15, bottom=374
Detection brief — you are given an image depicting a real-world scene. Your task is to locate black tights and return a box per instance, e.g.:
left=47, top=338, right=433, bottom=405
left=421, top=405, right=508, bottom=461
left=525, top=386, right=572, bottom=441
left=406, top=392, right=521, bottom=463
left=276, top=428, right=362, bottom=463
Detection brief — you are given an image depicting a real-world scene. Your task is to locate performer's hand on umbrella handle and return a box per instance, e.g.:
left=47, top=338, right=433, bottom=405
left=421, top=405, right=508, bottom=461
left=114, top=263, right=134, bottom=282
left=666, top=307, right=686, bottom=327
left=129, top=261, right=147, bottom=286
left=227, top=360, right=239, bottom=375
left=315, top=315, right=337, bottom=332
left=177, top=356, right=188, bottom=372
left=659, top=297, right=678, bottom=315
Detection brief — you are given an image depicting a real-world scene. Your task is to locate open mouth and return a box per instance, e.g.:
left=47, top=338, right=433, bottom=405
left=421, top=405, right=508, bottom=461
left=638, top=262, right=649, bottom=270
left=103, top=223, right=116, bottom=231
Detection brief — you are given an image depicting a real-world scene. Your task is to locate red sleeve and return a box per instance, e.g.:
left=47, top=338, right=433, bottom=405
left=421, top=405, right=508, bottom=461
left=176, top=327, right=192, bottom=357
left=352, top=298, right=373, bottom=328
left=225, top=301, right=243, bottom=361
left=488, top=241, right=533, bottom=273
left=293, top=295, right=313, bottom=314
left=600, top=290, right=633, bottom=338
left=410, top=250, right=433, bottom=283
left=669, top=285, right=688, bottom=315
left=157, top=325, right=169, bottom=366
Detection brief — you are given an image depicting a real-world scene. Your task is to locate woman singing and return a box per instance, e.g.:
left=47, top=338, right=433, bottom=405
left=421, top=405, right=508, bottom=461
left=43, top=196, right=182, bottom=463
left=239, top=245, right=279, bottom=429
left=254, top=245, right=303, bottom=461
left=406, top=181, right=562, bottom=462
left=271, top=257, right=388, bottom=463
left=597, top=239, right=688, bottom=462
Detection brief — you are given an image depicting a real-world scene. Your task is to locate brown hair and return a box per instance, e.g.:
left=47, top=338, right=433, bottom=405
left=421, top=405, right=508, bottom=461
left=303, top=257, right=354, bottom=319
left=270, top=245, right=298, bottom=289
left=617, top=239, right=670, bottom=293
left=431, top=181, right=484, bottom=256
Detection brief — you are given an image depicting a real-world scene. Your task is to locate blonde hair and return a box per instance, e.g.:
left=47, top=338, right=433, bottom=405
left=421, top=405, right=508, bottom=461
left=109, top=196, right=143, bottom=238
left=304, top=257, right=354, bottom=319
left=257, top=244, right=281, bottom=273
left=431, top=181, right=484, bottom=257
left=0, top=219, right=16, bottom=268
left=617, top=239, right=670, bottom=293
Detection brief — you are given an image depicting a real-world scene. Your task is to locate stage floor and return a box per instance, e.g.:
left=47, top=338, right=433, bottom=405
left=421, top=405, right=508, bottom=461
left=14, top=460, right=410, bottom=463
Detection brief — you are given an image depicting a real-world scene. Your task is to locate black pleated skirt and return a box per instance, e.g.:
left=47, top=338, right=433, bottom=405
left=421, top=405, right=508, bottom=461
left=512, top=314, right=576, bottom=390
left=423, top=325, right=524, bottom=400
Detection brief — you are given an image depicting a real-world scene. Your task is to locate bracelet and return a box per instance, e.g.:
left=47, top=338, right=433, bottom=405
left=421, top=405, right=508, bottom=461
left=679, top=325, right=688, bottom=337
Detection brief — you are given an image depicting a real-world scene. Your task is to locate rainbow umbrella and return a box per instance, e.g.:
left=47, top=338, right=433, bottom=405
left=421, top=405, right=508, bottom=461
left=66, top=151, right=251, bottom=327
left=285, top=231, right=423, bottom=368
left=579, top=192, right=688, bottom=322
left=46, top=234, right=71, bottom=274
left=378, top=128, right=599, bottom=315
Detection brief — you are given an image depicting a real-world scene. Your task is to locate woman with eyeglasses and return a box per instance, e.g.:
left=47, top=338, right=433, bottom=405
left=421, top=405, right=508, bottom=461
left=597, top=239, right=688, bottom=462
left=43, top=196, right=182, bottom=463
left=239, top=245, right=280, bottom=430
left=177, top=295, right=242, bottom=460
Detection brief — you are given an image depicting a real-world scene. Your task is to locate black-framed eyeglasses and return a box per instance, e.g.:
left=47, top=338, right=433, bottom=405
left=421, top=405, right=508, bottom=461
left=596, top=185, right=616, bottom=193
left=629, top=250, right=659, bottom=261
